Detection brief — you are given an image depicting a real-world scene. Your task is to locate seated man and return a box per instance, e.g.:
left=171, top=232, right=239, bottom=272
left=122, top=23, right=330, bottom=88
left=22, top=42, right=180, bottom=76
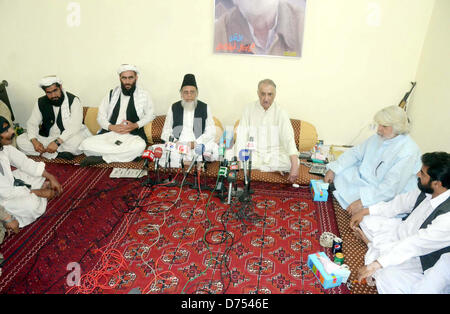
left=234, top=79, right=299, bottom=183
left=79, top=64, right=155, bottom=166
left=0, top=116, right=62, bottom=230
left=352, top=152, right=450, bottom=294
left=16, top=76, right=90, bottom=160
left=156, top=74, right=218, bottom=168
left=324, top=105, right=421, bottom=213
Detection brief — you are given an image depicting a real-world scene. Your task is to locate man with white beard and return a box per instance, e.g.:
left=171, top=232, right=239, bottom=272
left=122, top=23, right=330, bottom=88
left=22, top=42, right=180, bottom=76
left=214, top=0, right=305, bottom=57
left=156, top=74, right=217, bottom=168
left=324, top=105, right=422, bottom=214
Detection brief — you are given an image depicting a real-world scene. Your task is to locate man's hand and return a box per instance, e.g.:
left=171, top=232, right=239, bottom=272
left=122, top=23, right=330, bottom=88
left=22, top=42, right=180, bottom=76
left=31, top=138, right=46, bottom=154
left=31, top=188, right=57, bottom=200
left=324, top=169, right=335, bottom=183
left=3, top=215, right=19, bottom=235
left=121, top=120, right=139, bottom=133
left=287, top=155, right=299, bottom=183
left=358, top=261, right=382, bottom=282
left=42, top=170, right=63, bottom=195
left=347, top=199, right=364, bottom=216
left=350, top=208, right=370, bottom=230
left=46, top=141, right=59, bottom=154
left=108, top=124, right=128, bottom=134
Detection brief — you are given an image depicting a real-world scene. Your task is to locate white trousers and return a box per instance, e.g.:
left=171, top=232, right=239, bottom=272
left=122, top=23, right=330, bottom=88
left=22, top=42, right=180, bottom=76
left=17, top=128, right=90, bottom=159
left=1, top=169, right=47, bottom=228
left=79, top=132, right=146, bottom=163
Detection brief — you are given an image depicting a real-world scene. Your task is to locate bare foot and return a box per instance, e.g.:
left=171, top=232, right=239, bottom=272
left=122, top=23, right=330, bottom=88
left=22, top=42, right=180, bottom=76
left=353, top=227, right=369, bottom=246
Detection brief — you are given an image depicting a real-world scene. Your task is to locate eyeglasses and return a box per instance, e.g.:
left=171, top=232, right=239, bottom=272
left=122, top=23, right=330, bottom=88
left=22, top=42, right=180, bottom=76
left=182, top=90, right=197, bottom=96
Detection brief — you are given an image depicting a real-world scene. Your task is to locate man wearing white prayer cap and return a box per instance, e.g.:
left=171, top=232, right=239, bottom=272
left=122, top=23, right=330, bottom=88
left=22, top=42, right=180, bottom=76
left=79, top=64, right=155, bottom=166
left=16, top=75, right=90, bottom=160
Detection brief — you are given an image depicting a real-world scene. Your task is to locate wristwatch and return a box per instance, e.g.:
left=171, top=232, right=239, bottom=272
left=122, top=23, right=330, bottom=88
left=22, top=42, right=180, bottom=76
left=54, top=139, right=61, bottom=146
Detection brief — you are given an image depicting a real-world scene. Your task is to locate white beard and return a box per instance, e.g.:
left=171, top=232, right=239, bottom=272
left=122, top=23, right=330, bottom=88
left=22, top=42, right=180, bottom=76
left=234, top=0, right=280, bottom=20
left=181, top=99, right=197, bottom=109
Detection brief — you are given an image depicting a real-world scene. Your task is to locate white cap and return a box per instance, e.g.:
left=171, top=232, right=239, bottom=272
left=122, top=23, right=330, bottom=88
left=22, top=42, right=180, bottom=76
left=39, top=75, right=62, bottom=89
left=117, top=64, right=139, bottom=75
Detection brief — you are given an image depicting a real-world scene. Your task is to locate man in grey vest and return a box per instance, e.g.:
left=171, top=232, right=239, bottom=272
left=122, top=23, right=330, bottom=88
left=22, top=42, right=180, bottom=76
left=16, top=76, right=90, bottom=160
left=350, top=151, right=450, bottom=293
left=155, top=74, right=218, bottom=168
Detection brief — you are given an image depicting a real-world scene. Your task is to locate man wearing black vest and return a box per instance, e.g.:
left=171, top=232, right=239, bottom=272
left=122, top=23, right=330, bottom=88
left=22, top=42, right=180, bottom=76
left=79, top=64, right=155, bottom=166
left=350, top=152, right=450, bottom=293
left=16, top=76, right=90, bottom=160
left=156, top=74, right=217, bottom=167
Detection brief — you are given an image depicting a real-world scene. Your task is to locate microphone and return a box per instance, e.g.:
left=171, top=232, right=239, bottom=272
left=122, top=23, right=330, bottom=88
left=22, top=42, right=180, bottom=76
left=239, top=149, right=250, bottom=186
left=216, top=159, right=228, bottom=192
left=154, top=146, right=163, bottom=171
left=142, top=148, right=155, bottom=168
left=177, top=142, right=189, bottom=170
left=185, top=144, right=205, bottom=176
left=245, top=137, right=255, bottom=197
left=165, top=136, right=176, bottom=169
left=227, top=157, right=239, bottom=204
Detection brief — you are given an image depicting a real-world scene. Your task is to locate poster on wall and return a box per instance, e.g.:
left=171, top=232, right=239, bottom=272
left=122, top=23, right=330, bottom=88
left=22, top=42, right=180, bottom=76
left=214, top=0, right=306, bottom=58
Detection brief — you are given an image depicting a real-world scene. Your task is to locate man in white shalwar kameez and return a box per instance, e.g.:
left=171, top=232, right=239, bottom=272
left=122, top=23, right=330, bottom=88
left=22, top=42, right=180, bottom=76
left=0, top=116, right=62, bottom=231
left=351, top=152, right=450, bottom=294
left=16, top=76, right=90, bottom=160
left=156, top=74, right=217, bottom=168
left=234, top=79, right=299, bottom=183
left=324, top=105, right=421, bottom=213
left=79, top=64, right=155, bottom=166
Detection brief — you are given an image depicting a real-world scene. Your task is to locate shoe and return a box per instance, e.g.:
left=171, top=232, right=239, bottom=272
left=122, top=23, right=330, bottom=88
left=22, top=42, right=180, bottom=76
left=80, top=156, right=105, bottom=167
left=56, top=152, right=75, bottom=160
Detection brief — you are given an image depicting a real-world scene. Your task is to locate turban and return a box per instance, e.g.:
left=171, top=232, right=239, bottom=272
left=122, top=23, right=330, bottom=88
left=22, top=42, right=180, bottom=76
left=39, top=75, right=62, bottom=89
left=117, top=64, right=139, bottom=75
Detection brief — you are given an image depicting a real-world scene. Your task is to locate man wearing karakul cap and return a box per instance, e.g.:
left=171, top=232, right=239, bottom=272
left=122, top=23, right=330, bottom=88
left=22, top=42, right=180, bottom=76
left=16, top=75, right=90, bottom=160
left=156, top=73, right=218, bottom=167
left=79, top=64, right=155, bottom=166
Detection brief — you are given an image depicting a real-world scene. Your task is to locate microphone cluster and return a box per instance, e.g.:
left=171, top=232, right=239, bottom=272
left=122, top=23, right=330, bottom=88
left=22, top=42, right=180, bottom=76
left=141, top=135, right=256, bottom=205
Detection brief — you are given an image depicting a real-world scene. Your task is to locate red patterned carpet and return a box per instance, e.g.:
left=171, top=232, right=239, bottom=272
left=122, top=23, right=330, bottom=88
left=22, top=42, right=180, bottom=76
left=0, top=163, right=349, bottom=294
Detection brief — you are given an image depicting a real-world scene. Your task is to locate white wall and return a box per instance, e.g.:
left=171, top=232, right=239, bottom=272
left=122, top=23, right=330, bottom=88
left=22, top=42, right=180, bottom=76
left=0, top=0, right=440, bottom=147
left=408, top=0, right=450, bottom=153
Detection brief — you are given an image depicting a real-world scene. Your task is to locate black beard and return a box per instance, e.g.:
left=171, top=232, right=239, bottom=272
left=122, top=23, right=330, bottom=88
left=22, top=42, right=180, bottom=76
left=121, top=83, right=136, bottom=96
left=417, top=177, right=434, bottom=194
left=50, top=93, right=65, bottom=107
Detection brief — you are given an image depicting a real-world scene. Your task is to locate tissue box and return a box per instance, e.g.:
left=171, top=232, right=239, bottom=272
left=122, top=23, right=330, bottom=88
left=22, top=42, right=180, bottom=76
left=310, top=180, right=329, bottom=202
left=307, top=252, right=342, bottom=289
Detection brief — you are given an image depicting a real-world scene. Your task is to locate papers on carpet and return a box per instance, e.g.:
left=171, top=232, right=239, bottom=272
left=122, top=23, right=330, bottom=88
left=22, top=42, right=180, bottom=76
left=109, top=168, right=147, bottom=178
